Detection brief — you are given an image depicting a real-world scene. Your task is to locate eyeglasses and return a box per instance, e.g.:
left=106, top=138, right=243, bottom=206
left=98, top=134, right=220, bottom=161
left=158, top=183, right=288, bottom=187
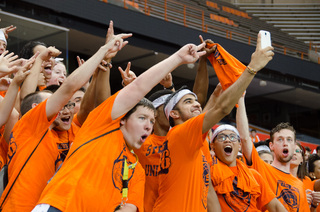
left=295, top=149, right=302, bottom=154
left=61, top=102, right=75, bottom=111
left=216, top=133, right=240, bottom=142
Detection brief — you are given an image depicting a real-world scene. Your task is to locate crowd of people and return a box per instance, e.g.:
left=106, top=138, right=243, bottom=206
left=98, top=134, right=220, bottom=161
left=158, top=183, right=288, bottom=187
left=0, top=19, right=319, bottom=212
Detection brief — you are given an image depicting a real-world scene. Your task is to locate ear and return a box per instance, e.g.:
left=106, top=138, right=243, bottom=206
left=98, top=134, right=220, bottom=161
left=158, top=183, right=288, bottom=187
left=120, top=119, right=126, bottom=126
left=269, top=141, right=274, bottom=151
left=169, top=110, right=179, bottom=119
left=31, top=103, right=39, bottom=109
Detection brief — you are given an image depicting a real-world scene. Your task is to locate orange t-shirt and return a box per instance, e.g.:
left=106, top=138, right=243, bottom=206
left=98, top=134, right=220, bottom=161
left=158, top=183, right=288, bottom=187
left=135, top=134, right=166, bottom=212
left=0, top=125, right=7, bottom=167
left=38, top=92, right=145, bottom=212
left=206, top=43, right=245, bottom=91
left=0, top=135, right=7, bottom=169
left=72, top=113, right=82, bottom=128
left=248, top=145, right=310, bottom=211
left=303, top=176, right=314, bottom=191
left=52, top=122, right=80, bottom=170
left=211, top=158, right=275, bottom=211
left=0, top=100, right=59, bottom=212
left=202, top=139, right=213, bottom=166
left=152, top=113, right=209, bottom=212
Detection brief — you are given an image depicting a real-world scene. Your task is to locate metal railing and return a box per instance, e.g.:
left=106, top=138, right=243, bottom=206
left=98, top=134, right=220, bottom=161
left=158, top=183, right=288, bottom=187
left=101, top=0, right=319, bottom=64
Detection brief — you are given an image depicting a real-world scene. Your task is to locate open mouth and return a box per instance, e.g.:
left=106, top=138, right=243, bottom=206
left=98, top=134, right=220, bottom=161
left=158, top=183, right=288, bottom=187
left=44, top=65, right=52, bottom=74
left=61, top=117, right=70, bottom=124
left=224, top=145, right=233, bottom=155
left=58, top=79, right=64, bottom=86
left=283, top=148, right=289, bottom=156
left=140, top=134, right=149, bottom=143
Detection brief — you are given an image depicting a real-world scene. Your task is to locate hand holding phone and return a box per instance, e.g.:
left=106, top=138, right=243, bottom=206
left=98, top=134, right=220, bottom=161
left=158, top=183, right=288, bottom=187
left=259, top=30, right=272, bottom=49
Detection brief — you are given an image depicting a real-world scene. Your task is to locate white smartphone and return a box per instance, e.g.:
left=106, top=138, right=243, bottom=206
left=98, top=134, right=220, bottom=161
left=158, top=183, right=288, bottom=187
left=259, top=30, right=272, bottom=49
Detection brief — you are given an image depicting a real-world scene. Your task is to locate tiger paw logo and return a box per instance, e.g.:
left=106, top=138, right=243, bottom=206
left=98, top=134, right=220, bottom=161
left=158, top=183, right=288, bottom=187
left=112, top=148, right=135, bottom=191
left=276, top=180, right=299, bottom=211
left=7, top=133, right=17, bottom=165
left=223, top=177, right=251, bottom=211
left=201, top=155, right=209, bottom=209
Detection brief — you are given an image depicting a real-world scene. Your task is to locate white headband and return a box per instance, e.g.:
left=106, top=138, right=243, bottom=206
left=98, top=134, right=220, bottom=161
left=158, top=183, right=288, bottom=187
left=164, top=89, right=197, bottom=120
left=256, top=145, right=271, bottom=153
left=152, top=94, right=170, bottom=109
left=55, top=58, right=64, bottom=63
left=211, top=124, right=240, bottom=143
left=0, top=31, right=7, bottom=45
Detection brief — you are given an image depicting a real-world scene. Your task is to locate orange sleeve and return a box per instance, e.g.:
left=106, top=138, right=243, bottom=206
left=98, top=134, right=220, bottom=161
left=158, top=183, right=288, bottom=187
left=250, top=168, right=275, bottom=209
left=72, top=113, right=82, bottom=128
left=206, top=43, right=246, bottom=91
left=127, top=164, right=145, bottom=212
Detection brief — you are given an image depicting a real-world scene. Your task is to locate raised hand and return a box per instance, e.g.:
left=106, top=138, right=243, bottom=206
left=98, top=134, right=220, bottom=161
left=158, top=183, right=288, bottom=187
left=175, top=42, right=206, bottom=65
left=248, top=33, right=274, bottom=72
left=12, top=53, right=37, bottom=85
left=118, top=62, right=136, bottom=86
left=160, top=73, right=173, bottom=88
left=199, top=35, right=216, bottom=58
left=38, top=46, right=61, bottom=62
left=76, top=56, right=85, bottom=67
left=1, top=25, right=16, bottom=39
left=0, top=51, right=19, bottom=77
left=99, top=59, right=112, bottom=71
left=104, top=33, right=132, bottom=59
left=0, top=77, right=11, bottom=91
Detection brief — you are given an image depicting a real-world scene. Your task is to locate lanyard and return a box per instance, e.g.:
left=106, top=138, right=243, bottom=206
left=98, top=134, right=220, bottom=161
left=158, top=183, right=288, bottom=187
left=115, top=152, right=138, bottom=211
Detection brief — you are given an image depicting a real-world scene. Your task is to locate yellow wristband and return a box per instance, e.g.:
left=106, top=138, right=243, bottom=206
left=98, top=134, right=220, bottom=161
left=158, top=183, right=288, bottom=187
left=247, top=66, right=257, bottom=75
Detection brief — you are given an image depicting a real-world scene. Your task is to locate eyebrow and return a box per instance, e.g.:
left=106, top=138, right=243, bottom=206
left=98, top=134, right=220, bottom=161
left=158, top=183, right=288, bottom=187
left=183, top=97, right=194, bottom=103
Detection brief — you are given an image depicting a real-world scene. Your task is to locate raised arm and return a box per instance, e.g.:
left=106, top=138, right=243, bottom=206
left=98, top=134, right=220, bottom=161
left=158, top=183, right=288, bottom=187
left=46, top=30, right=132, bottom=120
left=111, top=42, right=206, bottom=119
left=0, top=56, right=35, bottom=126
left=20, top=47, right=61, bottom=101
left=202, top=33, right=274, bottom=133
left=193, top=35, right=216, bottom=107
left=203, top=83, right=223, bottom=113
left=75, top=56, right=99, bottom=125
left=236, top=94, right=253, bottom=165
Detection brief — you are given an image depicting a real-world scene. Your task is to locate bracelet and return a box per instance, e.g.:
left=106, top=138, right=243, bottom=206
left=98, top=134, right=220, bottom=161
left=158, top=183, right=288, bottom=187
left=311, top=203, right=318, bottom=208
left=101, top=61, right=112, bottom=68
left=164, top=83, right=174, bottom=90
left=121, top=80, right=126, bottom=87
left=246, top=66, right=257, bottom=75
